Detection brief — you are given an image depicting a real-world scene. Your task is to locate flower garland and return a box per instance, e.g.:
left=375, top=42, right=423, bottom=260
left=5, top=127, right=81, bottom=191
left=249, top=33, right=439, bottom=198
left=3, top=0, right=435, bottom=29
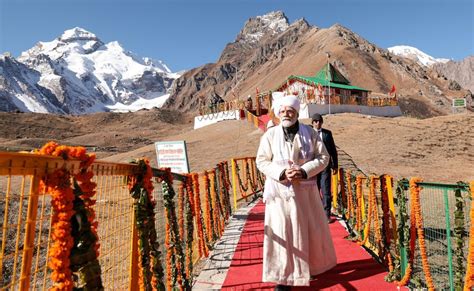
left=464, top=181, right=474, bottom=291
left=37, top=141, right=102, bottom=290
left=210, top=170, right=224, bottom=237
left=410, top=177, right=435, bottom=290
left=216, top=164, right=229, bottom=222
left=389, top=179, right=411, bottom=286
left=184, top=176, right=195, bottom=280
left=355, top=176, right=364, bottom=232
left=234, top=159, right=250, bottom=198
left=358, top=176, right=375, bottom=246
left=454, top=183, right=466, bottom=289
left=345, top=170, right=353, bottom=221
left=128, top=159, right=165, bottom=291
left=220, top=161, right=233, bottom=218
left=339, top=168, right=346, bottom=210
left=43, top=168, right=74, bottom=291
left=380, top=175, right=394, bottom=272
left=372, top=178, right=382, bottom=251
left=203, top=171, right=215, bottom=243
left=162, top=177, right=189, bottom=290
left=246, top=158, right=258, bottom=192
left=178, top=184, right=185, bottom=239
left=192, top=173, right=209, bottom=258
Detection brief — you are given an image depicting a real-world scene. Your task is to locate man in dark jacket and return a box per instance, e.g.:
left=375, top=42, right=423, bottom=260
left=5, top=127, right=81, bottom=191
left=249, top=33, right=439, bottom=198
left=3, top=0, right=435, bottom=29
left=311, top=113, right=338, bottom=221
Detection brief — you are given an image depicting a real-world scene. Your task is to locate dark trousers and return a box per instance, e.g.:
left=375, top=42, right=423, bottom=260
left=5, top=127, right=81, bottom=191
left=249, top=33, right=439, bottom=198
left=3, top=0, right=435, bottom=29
left=317, top=167, right=332, bottom=219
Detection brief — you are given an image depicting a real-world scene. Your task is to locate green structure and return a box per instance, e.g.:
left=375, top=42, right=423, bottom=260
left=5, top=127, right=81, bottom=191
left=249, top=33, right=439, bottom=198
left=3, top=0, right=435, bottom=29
left=275, top=63, right=370, bottom=105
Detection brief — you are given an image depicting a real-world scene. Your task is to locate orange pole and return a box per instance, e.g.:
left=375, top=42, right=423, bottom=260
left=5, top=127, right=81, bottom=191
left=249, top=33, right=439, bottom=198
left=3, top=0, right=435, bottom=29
left=129, top=206, right=139, bottom=291
left=19, top=173, right=40, bottom=291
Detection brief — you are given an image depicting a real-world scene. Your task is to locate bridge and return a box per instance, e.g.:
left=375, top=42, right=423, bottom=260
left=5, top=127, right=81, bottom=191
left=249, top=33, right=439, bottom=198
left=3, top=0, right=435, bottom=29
left=0, top=125, right=472, bottom=290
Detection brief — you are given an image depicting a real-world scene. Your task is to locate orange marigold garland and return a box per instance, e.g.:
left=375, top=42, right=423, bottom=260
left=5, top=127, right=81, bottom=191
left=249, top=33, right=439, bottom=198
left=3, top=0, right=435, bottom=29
left=193, top=173, right=209, bottom=257
left=464, top=181, right=474, bottom=291
left=43, top=168, right=75, bottom=291
left=410, top=177, right=435, bottom=290
left=37, top=141, right=103, bottom=290
left=128, top=159, right=165, bottom=291
left=203, top=171, right=214, bottom=243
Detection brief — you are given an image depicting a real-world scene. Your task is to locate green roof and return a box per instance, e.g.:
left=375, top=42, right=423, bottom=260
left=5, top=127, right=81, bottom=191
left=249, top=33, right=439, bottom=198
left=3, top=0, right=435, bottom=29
left=315, top=63, right=351, bottom=84
left=274, top=63, right=370, bottom=92
left=289, top=75, right=370, bottom=91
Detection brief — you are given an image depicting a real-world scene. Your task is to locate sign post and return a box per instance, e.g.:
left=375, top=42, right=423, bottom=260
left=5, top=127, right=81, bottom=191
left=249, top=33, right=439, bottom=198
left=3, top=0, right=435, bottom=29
left=452, top=98, right=466, bottom=108
left=452, top=98, right=466, bottom=114
left=155, top=141, right=190, bottom=174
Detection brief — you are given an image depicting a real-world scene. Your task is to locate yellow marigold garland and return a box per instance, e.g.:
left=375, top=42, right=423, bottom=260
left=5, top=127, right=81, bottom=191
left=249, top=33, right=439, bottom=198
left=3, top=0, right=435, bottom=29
left=355, top=176, right=364, bottom=232
left=359, top=176, right=375, bottom=246
left=464, top=181, right=474, bottom=291
left=345, top=171, right=353, bottom=220
left=380, top=175, right=394, bottom=272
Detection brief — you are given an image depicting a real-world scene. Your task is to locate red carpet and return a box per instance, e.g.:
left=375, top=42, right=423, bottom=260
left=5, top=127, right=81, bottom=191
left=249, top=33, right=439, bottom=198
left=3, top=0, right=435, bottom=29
left=221, top=201, right=399, bottom=290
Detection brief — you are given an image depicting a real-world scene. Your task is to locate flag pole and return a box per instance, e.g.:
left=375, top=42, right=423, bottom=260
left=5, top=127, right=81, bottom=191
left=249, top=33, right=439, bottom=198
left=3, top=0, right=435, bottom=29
left=326, top=52, right=331, bottom=115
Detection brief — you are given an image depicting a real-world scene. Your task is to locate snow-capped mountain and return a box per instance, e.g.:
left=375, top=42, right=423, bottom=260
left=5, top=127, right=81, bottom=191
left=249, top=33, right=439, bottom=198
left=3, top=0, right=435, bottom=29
left=388, top=45, right=450, bottom=67
left=0, top=27, right=180, bottom=114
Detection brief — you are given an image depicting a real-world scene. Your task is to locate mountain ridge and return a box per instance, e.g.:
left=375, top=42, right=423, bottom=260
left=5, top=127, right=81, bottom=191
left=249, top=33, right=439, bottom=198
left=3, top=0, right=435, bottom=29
left=1, top=27, right=179, bottom=114
left=163, top=11, right=472, bottom=117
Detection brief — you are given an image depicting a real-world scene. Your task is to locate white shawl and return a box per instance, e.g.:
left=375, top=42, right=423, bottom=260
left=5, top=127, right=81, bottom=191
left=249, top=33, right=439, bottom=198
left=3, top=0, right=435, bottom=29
left=263, top=124, right=314, bottom=202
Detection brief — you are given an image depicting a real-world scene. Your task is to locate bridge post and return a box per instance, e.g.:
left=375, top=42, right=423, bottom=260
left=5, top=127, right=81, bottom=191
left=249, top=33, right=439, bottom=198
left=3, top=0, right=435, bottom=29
left=19, top=173, right=40, bottom=291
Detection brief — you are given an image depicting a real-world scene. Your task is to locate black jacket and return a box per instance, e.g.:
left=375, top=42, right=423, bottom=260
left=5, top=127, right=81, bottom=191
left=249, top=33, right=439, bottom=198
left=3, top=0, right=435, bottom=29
left=316, top=128, right=338, bottom=170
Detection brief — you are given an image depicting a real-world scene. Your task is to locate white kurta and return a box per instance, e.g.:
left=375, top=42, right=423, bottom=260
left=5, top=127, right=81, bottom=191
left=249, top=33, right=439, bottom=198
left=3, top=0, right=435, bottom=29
left=256, top=124, right=337, bottom=286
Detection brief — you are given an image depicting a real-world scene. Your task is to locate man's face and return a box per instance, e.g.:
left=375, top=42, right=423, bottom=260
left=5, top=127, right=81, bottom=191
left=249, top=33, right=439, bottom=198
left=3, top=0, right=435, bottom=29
left=312, top=119, right=323, bottom=130
left=279, top=106, right=298, bottom=127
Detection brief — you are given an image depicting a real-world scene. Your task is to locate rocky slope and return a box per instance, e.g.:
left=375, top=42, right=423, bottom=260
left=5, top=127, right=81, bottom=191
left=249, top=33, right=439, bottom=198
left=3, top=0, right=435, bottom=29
left=433, top=56, right=474, bottom=93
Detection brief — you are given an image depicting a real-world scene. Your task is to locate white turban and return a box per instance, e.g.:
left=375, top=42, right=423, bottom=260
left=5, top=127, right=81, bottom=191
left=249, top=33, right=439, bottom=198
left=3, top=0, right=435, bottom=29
left=272, top=94, right=300, bottom=117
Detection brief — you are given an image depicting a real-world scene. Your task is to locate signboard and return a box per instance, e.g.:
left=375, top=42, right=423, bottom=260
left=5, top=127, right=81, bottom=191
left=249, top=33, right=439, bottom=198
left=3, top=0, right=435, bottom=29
left=155, top=141, right=190, bottom=174
left=452, top=98, right=466, bottom=108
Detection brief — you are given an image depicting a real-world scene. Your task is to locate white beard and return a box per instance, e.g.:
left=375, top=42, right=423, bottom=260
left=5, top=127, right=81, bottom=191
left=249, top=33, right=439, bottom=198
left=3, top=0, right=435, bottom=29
left=281, top=118, right=297, bottom=127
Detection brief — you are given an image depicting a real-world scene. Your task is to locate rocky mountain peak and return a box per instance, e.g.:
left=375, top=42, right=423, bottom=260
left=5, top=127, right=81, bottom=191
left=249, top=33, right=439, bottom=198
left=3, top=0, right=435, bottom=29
left=235, top=11, right=290, bottom=44
left=291, top=18, right=311, bottom=30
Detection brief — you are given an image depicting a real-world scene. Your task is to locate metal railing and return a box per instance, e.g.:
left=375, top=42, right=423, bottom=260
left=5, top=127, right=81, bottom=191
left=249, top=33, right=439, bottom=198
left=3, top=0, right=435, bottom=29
left=0, top=151, right=263, bottom=290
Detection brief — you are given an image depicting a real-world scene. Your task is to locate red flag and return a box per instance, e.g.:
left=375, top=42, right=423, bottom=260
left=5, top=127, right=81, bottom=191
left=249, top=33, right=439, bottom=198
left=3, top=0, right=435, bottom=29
left=389, top=85, right=396, bottom=95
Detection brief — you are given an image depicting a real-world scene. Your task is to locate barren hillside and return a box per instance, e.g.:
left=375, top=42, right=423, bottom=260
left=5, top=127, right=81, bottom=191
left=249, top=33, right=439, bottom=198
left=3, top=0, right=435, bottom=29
left=0, top=110, right=472, bottom=183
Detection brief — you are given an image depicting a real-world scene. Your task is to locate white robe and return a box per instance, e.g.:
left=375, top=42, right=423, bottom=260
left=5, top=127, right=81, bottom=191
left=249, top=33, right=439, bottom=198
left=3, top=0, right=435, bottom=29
left=256, top=123, right=337, bottom=286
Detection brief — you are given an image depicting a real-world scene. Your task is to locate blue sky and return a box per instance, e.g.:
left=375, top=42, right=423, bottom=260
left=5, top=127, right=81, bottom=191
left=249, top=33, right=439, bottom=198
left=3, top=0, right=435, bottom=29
left=1, top=0, right=472, bottom=71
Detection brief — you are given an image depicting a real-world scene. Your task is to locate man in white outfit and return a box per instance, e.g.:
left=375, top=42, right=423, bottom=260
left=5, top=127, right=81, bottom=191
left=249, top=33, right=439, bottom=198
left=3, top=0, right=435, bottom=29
left=256, top=95, right=337, bottom=290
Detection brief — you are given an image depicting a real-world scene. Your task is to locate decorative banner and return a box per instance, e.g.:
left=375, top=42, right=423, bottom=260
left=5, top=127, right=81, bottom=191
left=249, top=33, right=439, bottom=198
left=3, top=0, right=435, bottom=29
left=155, top=141, right=190, bottom=173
